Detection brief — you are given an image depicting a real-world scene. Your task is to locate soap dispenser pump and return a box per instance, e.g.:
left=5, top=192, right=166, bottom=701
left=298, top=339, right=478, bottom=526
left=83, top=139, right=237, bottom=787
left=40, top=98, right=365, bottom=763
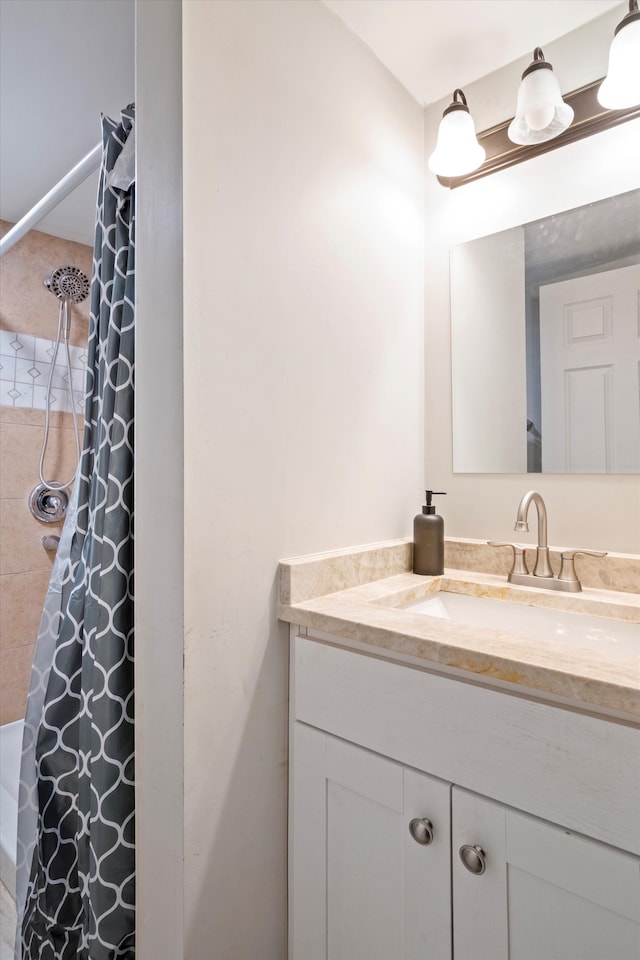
left=413, top=490, right=446, bottom=576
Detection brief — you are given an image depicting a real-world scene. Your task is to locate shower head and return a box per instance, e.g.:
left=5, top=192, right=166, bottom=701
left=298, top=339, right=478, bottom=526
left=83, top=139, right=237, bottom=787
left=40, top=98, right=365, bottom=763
left=44, top=265, right=90, bottom=304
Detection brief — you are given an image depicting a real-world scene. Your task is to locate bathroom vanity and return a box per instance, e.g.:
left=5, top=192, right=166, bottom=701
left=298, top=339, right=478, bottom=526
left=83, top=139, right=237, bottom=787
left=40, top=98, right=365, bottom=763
left=279, top=539, right=640, bottom=960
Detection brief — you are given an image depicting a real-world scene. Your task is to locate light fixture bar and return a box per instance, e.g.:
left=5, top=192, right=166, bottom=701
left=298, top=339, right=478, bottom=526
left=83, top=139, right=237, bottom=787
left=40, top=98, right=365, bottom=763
left=437, top=79, right=640, bottom=189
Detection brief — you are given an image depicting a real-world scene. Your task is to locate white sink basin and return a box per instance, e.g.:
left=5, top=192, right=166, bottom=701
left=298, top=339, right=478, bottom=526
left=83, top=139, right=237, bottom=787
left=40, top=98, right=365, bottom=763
left=403, top=591, right=639, bottom=659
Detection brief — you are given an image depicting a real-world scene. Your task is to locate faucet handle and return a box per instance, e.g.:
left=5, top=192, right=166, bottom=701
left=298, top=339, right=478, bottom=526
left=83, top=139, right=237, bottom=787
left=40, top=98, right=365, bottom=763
left=558, top=549, right=607, bottom=585
left=488, top=541, right=530, bottom=576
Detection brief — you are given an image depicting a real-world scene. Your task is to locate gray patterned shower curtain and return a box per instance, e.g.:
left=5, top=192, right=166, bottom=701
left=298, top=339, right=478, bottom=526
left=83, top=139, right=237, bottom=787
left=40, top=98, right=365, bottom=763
left=16, top=106, right=136, bottom=960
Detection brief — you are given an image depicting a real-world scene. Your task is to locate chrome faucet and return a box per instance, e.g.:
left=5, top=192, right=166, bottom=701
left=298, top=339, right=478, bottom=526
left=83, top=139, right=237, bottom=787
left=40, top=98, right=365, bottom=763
left=513, top=490, right=554, bottom=578
left=489, top=490, right=607, bottom=593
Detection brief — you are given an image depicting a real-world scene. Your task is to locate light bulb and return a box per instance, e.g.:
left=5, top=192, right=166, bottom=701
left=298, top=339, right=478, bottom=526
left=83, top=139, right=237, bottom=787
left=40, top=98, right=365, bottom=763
left=524, top=105, right=555, bottom=131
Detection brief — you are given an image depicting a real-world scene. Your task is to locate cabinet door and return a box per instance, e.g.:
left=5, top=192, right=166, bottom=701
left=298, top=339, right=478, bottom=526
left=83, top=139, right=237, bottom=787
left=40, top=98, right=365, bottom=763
left=290, top=722, right=451, bottom=960
left=452, top=786, right=640, bottom=960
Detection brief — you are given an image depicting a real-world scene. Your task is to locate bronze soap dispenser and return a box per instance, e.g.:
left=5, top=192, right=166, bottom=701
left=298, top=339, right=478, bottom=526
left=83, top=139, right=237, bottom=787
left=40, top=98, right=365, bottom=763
left=413, top=490, right=446, bottom=576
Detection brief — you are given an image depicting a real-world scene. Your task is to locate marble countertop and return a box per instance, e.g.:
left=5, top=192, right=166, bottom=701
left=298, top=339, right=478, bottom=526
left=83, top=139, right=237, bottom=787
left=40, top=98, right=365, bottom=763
left=278, top=539, right=640, bottom=720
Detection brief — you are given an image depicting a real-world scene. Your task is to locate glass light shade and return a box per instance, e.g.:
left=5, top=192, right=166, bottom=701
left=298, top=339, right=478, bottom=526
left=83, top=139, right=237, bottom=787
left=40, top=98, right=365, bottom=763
left=428, top=108, right=486, bottom=177
left=598, top=19, right=640, bottom=109
left=508, top=66, right=574, bottom=145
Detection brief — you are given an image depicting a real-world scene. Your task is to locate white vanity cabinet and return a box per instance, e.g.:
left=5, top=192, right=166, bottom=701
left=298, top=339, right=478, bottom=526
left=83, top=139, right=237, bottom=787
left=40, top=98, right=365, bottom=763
left=289, top=633, right=640, bottom=960
left=452, top=787, right=640, bottom=960
left=291, top=724, right=451, bottom=960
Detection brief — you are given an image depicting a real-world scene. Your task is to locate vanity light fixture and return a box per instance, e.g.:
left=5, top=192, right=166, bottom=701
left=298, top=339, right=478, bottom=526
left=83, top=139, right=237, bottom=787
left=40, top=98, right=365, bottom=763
left=508, top=48, right=574, bottom=145
left=428, top=89, right=486, bottom=177
left=432, top=4, right=640, bottom=189
left=598, top=0, right=640, bottom=109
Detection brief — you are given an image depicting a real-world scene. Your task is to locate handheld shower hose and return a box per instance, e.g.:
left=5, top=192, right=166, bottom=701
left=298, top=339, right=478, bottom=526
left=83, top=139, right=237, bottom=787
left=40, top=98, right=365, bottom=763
left=38, top=265, right=90, bottom=492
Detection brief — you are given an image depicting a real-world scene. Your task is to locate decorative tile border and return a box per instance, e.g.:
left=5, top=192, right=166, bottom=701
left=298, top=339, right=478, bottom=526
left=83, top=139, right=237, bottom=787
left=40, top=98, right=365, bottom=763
left=0, top=329, right=87, bottom=413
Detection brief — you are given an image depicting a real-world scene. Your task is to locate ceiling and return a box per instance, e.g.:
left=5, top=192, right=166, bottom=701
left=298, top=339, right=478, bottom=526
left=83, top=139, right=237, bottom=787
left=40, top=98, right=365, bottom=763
left=0, top=0, right=624, bottom=247
left=321, top=1, right=622, bottom=105
left=524, top=189, right=640, bottom=286
left=0, top=0, right=134, bottom=246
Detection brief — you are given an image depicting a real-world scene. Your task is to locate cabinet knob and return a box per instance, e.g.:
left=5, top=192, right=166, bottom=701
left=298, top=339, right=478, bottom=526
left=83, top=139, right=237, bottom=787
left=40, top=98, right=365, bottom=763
left=409, top=818, right=434, bottom=845
left=459, top=844, right=486, bottom=875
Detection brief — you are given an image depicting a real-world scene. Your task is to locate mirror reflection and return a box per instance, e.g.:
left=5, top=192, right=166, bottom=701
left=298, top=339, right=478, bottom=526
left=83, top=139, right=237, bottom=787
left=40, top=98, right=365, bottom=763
left=450, top=189, right=640, bottom=474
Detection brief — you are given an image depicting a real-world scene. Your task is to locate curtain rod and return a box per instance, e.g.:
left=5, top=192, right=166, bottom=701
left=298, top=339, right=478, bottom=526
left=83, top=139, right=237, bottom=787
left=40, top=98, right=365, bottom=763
left=0, top=143, right=102, bottom=257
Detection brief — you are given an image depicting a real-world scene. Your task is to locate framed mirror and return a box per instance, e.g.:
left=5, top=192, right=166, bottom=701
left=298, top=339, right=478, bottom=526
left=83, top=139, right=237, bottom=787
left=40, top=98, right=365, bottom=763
left=450, top=188, right=640, bottom=474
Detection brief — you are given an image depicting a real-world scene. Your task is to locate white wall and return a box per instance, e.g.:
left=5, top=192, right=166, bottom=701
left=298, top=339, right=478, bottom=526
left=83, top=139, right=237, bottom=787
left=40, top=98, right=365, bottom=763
left=182, top=1, right=424, bottom=956
left=424, top=7, right=640, bottom=554
left=135, top=2, right=184, bottom=957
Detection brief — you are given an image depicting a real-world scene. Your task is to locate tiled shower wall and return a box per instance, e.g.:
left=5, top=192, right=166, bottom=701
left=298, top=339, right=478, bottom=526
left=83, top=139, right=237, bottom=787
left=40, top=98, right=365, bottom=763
left=0, top=222, right=92, bottom=724
left=0, top=329, right=87, bottom=413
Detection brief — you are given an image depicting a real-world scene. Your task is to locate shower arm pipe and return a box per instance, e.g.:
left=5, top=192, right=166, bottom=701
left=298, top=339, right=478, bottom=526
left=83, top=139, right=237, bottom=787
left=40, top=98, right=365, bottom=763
left=0, top=142, right=102, bottom=257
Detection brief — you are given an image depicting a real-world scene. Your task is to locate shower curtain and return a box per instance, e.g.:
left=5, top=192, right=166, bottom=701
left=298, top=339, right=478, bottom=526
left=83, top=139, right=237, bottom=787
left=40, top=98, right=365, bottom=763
left=15, top=106, right=136, bottom=960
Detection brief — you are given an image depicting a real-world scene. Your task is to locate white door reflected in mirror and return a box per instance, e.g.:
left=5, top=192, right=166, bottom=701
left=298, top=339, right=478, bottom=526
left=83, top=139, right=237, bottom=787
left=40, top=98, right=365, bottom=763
left=539, top=265, right=640, bottom=474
